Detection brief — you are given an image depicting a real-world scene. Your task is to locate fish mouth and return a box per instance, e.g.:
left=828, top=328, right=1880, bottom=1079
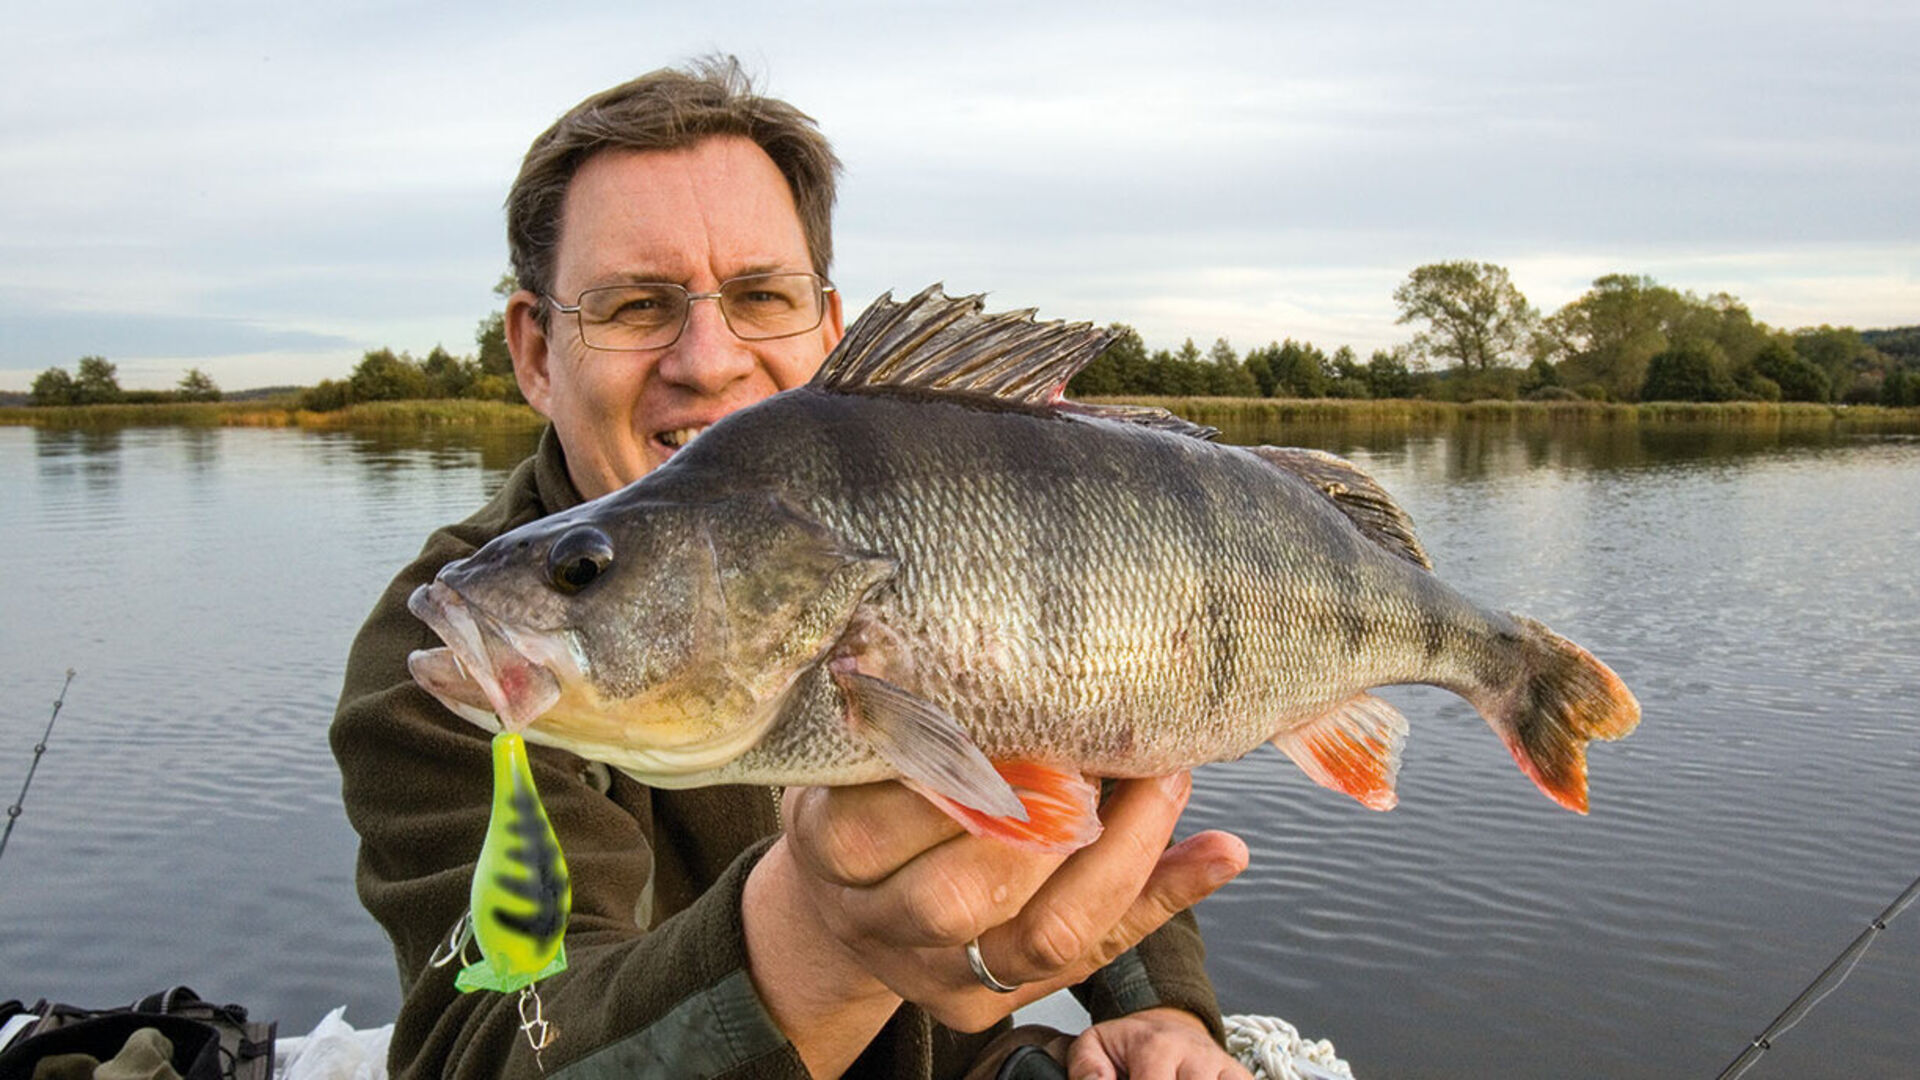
left=407, top=579, right=569, bottom=731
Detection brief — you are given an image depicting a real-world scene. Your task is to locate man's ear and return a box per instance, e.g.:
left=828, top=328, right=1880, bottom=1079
left=506, top=290, right=554, bottom=415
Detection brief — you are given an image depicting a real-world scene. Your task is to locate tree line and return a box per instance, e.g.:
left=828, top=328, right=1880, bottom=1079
left=28, top=356, right=222, bottom=405
left=1073, top=263, right=1919, bottom=407
left=23, top=265, right=1919, bottom=410
left=296, top=275, right=522, bottom=411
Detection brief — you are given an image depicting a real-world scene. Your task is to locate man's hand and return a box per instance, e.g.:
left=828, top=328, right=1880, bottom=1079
left=1066, top=1007, right=1253, bottom=1080
left=742, top=770, right=1247, bottom=1074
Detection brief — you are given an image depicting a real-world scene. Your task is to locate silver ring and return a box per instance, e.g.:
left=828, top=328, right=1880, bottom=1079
left=965, top=937, right=1023, bottom=993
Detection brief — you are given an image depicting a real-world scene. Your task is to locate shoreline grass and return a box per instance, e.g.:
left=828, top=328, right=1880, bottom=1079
left=0, top=398, right=547, bottom=430
left=5, top=396, right=1917, bottom=433
left=1099, top=396, right=1920, bottom=433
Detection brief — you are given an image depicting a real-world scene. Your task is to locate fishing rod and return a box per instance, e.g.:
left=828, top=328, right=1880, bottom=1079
left=0, top=669, right=76, bottom=869
left=1715, top=867, right=1920, bottom=1079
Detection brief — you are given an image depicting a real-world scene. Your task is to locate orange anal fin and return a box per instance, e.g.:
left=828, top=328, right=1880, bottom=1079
left=1271, top=693, right=1409, bottom=811
left=906, top=761, right=1102, bottom=854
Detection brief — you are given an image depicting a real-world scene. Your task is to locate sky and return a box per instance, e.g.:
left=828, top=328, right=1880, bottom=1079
left=2, top=1, right=1915, bottom=392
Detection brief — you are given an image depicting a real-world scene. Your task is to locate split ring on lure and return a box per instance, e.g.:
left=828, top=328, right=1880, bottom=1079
left=454, top=732, right=571, bottom=993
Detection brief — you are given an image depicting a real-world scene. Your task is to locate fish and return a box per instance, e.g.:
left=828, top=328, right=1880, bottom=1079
left=407, top=284, right=1640, bottom=852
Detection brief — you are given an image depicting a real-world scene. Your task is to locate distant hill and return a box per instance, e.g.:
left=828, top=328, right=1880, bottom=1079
left=1862, top=326, right=1920, bottom=361
left=0, top=390, right=27, bottom=408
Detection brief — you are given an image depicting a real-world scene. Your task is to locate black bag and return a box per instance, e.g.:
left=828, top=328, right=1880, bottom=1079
left=0, top=988, right=273, bottom=1080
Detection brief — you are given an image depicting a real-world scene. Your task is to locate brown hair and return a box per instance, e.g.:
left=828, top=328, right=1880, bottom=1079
left=506, top=55, right=841, bottom=308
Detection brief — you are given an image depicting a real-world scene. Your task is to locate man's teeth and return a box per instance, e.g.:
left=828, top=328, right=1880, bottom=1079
left=658, top=425, right=708, bottom=449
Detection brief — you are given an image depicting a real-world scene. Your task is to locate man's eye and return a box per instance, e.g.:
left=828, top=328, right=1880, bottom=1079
left=607, top=295, right=676, bottom=323
left=733, top=290, right=795, bottom=308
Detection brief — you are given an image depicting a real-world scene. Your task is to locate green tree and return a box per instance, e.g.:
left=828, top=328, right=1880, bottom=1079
left=1163, top=340, right=1210, bottom=396
left=73, top=356, right=124, bottom=404
left=1393, top=261, right=1539, bottom=372
left=420, top=345, right=477, bottom=398
left=176, top=367, right=222, bottom=402
left=1642, top=340, right=1736, bottom=401
left=1326, top=346, right=1369, bottom=399
left=1881, top=368, right=1920, bottom=407
left=1519, top=357, right=1560, bottom=398
left=1793, top=326, right=1873, bottom=403
left=476, top=272, right=516, bottom=378
left=349, top=348, right=429, bottom=401
left=1365, top=349, right=1414, bottom=399
left=1266, top=339, right=1329, bottom=398
left=1201, top=338, right=1256, bottom=396
left=1752, top=339, right=1830, bottom=402
left=299, top=379, right=354, bottom=412
left=30, top=366, right=76, bottom=406
left=1540, top=274, right=1684, bottom=402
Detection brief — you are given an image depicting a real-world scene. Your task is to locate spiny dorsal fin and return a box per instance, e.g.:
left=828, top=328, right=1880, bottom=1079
left=813, top=284, right=1216, bottom=440
left=1247, top=446, right=1432, bottom=569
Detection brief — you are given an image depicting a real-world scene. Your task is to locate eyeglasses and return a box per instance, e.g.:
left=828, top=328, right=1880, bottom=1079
left=545, top=272, right=834, bottom=352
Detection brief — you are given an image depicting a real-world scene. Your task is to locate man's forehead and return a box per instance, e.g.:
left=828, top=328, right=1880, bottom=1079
left=554, top=138, right=812, bottom=288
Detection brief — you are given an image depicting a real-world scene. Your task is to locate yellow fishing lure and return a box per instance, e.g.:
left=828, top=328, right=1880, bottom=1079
left=455, top=732, right=571, bottom=993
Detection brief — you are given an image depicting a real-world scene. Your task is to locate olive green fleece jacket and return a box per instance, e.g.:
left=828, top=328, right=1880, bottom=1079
left=331, top=426, right=1223, bottom=1080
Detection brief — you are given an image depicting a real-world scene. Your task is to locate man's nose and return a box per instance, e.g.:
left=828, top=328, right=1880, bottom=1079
left=655, top=296, right=756, bottom=392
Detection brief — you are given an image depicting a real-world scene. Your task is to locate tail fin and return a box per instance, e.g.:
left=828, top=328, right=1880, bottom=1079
left=1476, top=616, right=1640, bottom=814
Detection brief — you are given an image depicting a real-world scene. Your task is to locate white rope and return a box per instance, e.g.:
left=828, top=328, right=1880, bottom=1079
left=1223, top=1013, right=1355, bottom=1080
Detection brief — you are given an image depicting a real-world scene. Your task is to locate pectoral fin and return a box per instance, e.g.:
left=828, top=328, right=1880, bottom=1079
left=1271, top=693, right=1409, bottom=811
left=834, top=667, right=1027, bottom=820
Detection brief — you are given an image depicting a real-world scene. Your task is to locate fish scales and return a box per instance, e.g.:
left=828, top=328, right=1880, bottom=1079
left=642, top=388, right=1488, bottom=778
left=407, top=285, right=1640, bottom=847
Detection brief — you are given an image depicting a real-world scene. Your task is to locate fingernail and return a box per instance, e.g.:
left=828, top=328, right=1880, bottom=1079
left=1207, top=858, right=1242, bottom=886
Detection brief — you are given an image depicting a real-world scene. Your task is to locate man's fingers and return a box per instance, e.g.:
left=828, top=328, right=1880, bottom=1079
left=784, top=781, right=965, bottom=887
left=1105, top=828, right=1248, bottom=949
left=984, top=773, right=1193, bottom=979
left=828, top=830, right=1071, bottom=948
left=1065, top=1032, right=1121, bottom=1080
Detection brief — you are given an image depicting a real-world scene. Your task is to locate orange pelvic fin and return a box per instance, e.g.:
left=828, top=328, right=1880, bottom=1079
left=907, top=761, right=1102, bottom=854
left=1271, top=693, right=1409, bottom=811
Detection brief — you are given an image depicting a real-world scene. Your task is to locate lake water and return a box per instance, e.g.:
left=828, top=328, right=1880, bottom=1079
left=0, top=417, right=1914, bottom=1078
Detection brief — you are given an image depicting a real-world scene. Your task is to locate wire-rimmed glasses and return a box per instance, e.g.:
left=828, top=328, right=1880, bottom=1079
left=545, top=272, right=834, bottom=352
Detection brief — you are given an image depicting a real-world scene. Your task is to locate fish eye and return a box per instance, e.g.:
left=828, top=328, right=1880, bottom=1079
left=546, top=526, right=613, bottom=594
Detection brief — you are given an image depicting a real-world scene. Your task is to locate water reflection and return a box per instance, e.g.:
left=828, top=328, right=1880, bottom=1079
left=178, top=426, right=220, bottom=474
left=323, top=425, right=543, bottom=493
left=1210, top=411, right=1904, bottom=479
left=34, top=426, right=127, bottom=493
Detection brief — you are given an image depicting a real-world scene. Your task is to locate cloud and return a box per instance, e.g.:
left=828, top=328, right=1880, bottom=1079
left=0, top=306, right=353, bottom=368
left=3, top=2, right=1915, bottom=390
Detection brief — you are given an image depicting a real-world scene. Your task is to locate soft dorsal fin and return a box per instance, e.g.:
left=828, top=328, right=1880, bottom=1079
left=1246, top=446, right=1432, bottom=569
left=813, top=284, right=1216, bottom=440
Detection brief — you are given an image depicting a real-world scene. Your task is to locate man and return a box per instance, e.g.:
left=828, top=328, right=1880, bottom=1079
left=332, top=58, right=1252, bottom=1079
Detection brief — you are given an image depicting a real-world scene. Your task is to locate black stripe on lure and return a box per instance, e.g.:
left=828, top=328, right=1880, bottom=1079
left=454, top=731, right=572, bottom=993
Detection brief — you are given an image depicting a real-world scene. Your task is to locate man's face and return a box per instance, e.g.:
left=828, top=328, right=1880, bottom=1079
left=506, top=136, right=843, bottom=500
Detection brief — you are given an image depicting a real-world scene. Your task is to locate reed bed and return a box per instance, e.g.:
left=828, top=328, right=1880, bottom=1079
left=290, top=399, right=545, bottom=430
left=2, top=398, right=545, bottom=431
left=1111, top=397, right=1920, bottom=434
left=7, top=396, right=1916, bottom=435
